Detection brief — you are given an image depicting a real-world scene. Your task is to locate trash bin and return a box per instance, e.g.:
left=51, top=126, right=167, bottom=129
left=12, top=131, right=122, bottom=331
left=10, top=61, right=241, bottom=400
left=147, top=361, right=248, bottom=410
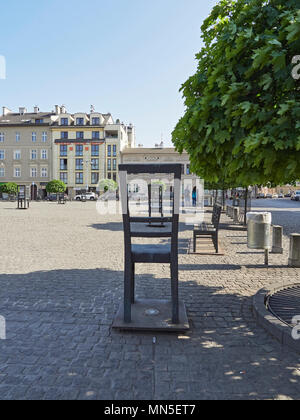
left=247, top=212, right=272, bottom=250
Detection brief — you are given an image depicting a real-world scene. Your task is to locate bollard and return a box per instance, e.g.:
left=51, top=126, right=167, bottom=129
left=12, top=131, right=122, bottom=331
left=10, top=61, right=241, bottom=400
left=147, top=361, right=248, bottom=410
left=233, top=207, right=239, bottom=224
left=288, top=234, right=300, bottom=268
left=272, top=225, right=283, bottom=254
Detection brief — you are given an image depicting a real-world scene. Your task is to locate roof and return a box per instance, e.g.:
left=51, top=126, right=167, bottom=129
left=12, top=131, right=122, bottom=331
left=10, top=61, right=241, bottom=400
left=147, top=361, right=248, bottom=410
left=0, top=112, right=55, bottom=126
left=121, top=147, right=187, bottom=155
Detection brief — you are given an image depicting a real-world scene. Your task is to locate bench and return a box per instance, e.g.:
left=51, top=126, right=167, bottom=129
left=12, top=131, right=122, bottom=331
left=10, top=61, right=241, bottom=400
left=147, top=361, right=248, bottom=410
left=193, top=204, right=222, bottom=253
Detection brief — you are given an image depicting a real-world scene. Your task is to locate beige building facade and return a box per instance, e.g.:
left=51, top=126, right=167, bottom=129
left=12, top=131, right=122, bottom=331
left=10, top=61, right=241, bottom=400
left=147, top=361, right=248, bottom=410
left=0, top=107, right=56, bottom=199
left=0, top=105, right=136, bottom=199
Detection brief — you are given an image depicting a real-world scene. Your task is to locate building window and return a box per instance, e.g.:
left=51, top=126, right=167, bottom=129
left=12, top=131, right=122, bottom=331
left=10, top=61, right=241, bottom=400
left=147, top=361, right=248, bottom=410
left=0, top=150, right=5, bottom=160
left=76, top=118, right=84, bottom=126
left=61, top=118, right=68, bottom=126
left=92, top=117, right=100, bottom=125
left=0, top=133, right=4, bottom=142
left=60, top=172, right=68, bottom=184
left=113, top=145, right=117, bottom=157
left=76, top=159, right=83, bottom=170
left=31, top=150, right=37, bottom=160
left=186, top=165, right=190, bottom=175
left=76, top=132, right=84, bottom=140
left=61, top=132, right=68, bottom=139
left=113, top=173, right=117, bottom=182
left=92, top=131, right=100, bottom=140
left=60, top=145, right=68, bottom=157
left=14, top=167, right=21, bottom=177
left=91, top=145, right=99, bottom=156
left=113, top=159, right=117, bottom=171
left=16, top=132, right=20, bottom=142
left=41, top=168, right=48, bottom=178
left=35, top=119, right=44, bottom=124
left=107, top=145, right=111, bottom=157
left=14, top=150, right=21, bottom=160
left=60, top=159, right=68, bottom=171
left=76, top=172, right=83, bottom=184
left=107, top=159, right=111, bottom=170
left=91, top=159, right=99, bottom=170
left=76, top=144, right=83, bottom=156
left=32, top=132, right=37, bottom=142
left=41, top=150, right=48, bottom=160
left=108, top=172, right=112, bottom=180
left=91, top=172, right=99, bottom=184
left=0, top=167, right=5, bottom=177
left=31, top=167, right=37, bottom=178
left=42, top=132, right=47, bottom=142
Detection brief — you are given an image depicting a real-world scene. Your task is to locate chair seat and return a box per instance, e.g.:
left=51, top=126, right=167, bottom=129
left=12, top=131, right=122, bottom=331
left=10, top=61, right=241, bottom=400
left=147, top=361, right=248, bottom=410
left=194, top=222, right=216, bottom=234
left=131, top=244, right=171, bottom=263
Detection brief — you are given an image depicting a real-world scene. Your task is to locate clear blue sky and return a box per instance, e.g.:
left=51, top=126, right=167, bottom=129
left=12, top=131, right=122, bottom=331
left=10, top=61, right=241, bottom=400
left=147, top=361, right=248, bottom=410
left=0, top=0, right=218, bottom=147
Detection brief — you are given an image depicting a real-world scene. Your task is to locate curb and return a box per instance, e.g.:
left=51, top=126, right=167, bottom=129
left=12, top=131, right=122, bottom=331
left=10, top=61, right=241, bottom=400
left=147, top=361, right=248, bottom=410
left=252, top=281, right=300, bottom=354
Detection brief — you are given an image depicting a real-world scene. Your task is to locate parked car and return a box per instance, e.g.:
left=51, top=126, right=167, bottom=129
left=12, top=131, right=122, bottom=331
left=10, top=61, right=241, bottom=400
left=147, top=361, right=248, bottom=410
left=256, top=193, right=266, bottom=199
left=74, top=192, right=97, bottom=201
left=278, top=193, right=284, bottom=199
left=272, top=193, right=279, bottom=199
left=266, top=193, right=273, bottom=199
left=291, top=191, right=300, bottom=201
left=285, top=193, right=292, bottom=198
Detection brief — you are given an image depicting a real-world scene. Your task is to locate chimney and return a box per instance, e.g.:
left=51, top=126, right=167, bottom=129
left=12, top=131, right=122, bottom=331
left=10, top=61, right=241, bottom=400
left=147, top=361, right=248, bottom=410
left=55, top=105, right=61, bottom=115
left=19, top=107, right=27, bottom=115
left=2, top=107, right=12, bottom=117
left=34, top=106, right=40, bottom=114
left=61, top=105, right=66, bottom=114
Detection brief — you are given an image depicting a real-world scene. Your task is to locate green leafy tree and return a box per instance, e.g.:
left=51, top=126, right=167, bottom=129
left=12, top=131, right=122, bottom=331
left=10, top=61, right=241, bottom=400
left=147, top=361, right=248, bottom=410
left=0, top=183, right=18, bottom=196
left=172, top=0, right=300, bottom=187
left=46, top=180, right=66, bottom=194
left=99, top=179, right=118, bottom=193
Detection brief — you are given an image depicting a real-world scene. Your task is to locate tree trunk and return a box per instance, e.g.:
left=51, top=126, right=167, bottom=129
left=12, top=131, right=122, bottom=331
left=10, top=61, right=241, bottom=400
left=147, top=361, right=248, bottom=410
left=244, top=187, right=248, bottom=226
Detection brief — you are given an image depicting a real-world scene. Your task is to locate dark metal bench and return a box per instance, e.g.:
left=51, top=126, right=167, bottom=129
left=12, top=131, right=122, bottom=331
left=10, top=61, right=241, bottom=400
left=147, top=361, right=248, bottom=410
left=193, top=204, right=222, bottom=253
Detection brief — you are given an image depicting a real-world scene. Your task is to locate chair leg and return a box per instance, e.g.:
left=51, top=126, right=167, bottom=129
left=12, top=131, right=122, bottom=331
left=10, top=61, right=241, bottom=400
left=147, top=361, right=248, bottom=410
left=124, top=263, right=132, bottom=323
left=131, top=263, right=135, bottom=304
left=170, top=262, right=179, bottom=324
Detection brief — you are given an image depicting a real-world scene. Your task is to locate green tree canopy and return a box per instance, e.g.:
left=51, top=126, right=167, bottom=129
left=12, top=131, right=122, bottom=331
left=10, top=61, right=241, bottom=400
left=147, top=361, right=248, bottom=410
left=99, top=179, right=118, bottom=193
left=172, top=0, right=300, bottom=186
left=46, top=180, right=66, bottom=194
left=0, top=183, right=18, bottom=195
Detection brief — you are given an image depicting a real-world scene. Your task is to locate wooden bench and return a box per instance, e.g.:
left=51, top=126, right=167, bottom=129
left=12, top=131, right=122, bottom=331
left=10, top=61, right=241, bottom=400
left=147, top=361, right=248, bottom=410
left=193, top=204, right=222, bottom=253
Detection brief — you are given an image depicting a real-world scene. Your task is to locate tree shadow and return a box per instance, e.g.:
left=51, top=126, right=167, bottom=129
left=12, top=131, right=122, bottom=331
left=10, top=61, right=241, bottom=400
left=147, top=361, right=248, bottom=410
left=0, top=267, right=298, bottom=400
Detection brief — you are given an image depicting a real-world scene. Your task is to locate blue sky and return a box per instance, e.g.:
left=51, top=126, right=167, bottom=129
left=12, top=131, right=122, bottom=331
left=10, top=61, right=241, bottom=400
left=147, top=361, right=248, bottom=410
left=0, top=0, right=218, bottom=147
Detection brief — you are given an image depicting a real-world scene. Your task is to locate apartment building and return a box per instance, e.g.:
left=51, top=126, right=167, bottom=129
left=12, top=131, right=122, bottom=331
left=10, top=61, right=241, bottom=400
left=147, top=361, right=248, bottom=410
left=0, top=105, right=136, bottom=199
left=0, top=107, right=56, bottom=199
left=51, top=107, right=135, bottom=197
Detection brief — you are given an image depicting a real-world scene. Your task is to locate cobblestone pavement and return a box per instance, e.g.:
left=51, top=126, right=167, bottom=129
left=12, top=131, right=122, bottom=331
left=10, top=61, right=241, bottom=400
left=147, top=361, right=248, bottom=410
left=0, top=200, right=300, bottom=400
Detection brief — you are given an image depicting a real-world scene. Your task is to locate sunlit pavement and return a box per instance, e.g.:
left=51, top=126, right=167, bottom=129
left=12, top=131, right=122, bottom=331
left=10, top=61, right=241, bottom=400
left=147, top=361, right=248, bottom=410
left=0, top=200, right=299, bottom=400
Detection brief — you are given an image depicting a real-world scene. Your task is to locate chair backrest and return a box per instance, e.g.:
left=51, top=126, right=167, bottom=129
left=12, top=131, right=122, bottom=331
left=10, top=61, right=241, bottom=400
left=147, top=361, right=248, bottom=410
left=212, top=205, right=222, bottom=228
left=119, top=164, right=182, bottom=262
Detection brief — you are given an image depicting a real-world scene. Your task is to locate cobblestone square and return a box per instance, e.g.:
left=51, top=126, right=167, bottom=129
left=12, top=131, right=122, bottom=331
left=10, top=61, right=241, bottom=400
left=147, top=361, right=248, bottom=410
left=0, top=199, right=300, bottom=400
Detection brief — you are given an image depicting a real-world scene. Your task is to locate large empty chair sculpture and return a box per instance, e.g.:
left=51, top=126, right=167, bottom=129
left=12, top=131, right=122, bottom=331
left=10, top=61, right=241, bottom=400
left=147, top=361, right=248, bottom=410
left=118, top=164, right=182, bottom=325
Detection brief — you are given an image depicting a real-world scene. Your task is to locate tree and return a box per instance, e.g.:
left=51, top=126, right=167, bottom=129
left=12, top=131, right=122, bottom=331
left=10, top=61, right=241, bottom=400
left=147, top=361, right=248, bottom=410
left=172, top=0, right=300, bottom=187
left=99, top=179, right=118, bottom=193
left=46, top=180, right=66, bottom=194
left=0, top=183, right=18, bottom=196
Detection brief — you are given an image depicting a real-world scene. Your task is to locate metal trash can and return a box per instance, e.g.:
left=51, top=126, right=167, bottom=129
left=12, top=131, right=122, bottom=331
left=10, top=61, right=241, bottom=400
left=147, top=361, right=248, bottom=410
left=247, top=212, right=272, bottom=250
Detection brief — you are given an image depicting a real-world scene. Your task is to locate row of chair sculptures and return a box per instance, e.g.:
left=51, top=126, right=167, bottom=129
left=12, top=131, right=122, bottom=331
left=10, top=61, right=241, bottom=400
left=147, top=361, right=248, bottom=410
left=118, top=164, right=223, bottom=327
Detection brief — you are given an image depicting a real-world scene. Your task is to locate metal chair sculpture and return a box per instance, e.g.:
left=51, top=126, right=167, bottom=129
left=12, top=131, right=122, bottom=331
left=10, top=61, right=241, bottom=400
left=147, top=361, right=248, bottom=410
left=118, top=164, right=182, bottom=326
left=148, top=184, right=165, bottom=228
left=17, top=185, right=30, bottom=210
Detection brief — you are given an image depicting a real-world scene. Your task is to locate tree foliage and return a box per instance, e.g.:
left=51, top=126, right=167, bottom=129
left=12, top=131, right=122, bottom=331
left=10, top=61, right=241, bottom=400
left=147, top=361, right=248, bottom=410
left=99, top=179, right=118, bottom=192
left=172, top=0, right=300, bottom=186
left=46, top=180, right=66, bottom=194
left=0, top=182, right=18, bottom=195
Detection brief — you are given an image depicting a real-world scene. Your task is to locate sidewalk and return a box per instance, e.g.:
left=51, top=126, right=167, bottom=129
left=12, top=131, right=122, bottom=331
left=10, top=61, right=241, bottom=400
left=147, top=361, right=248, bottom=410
left=0, top=201, right=299, bottom=400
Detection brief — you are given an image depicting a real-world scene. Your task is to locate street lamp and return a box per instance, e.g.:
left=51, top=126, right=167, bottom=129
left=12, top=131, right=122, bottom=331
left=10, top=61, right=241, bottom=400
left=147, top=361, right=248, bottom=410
left=85, top=158, right=90, bottom=193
